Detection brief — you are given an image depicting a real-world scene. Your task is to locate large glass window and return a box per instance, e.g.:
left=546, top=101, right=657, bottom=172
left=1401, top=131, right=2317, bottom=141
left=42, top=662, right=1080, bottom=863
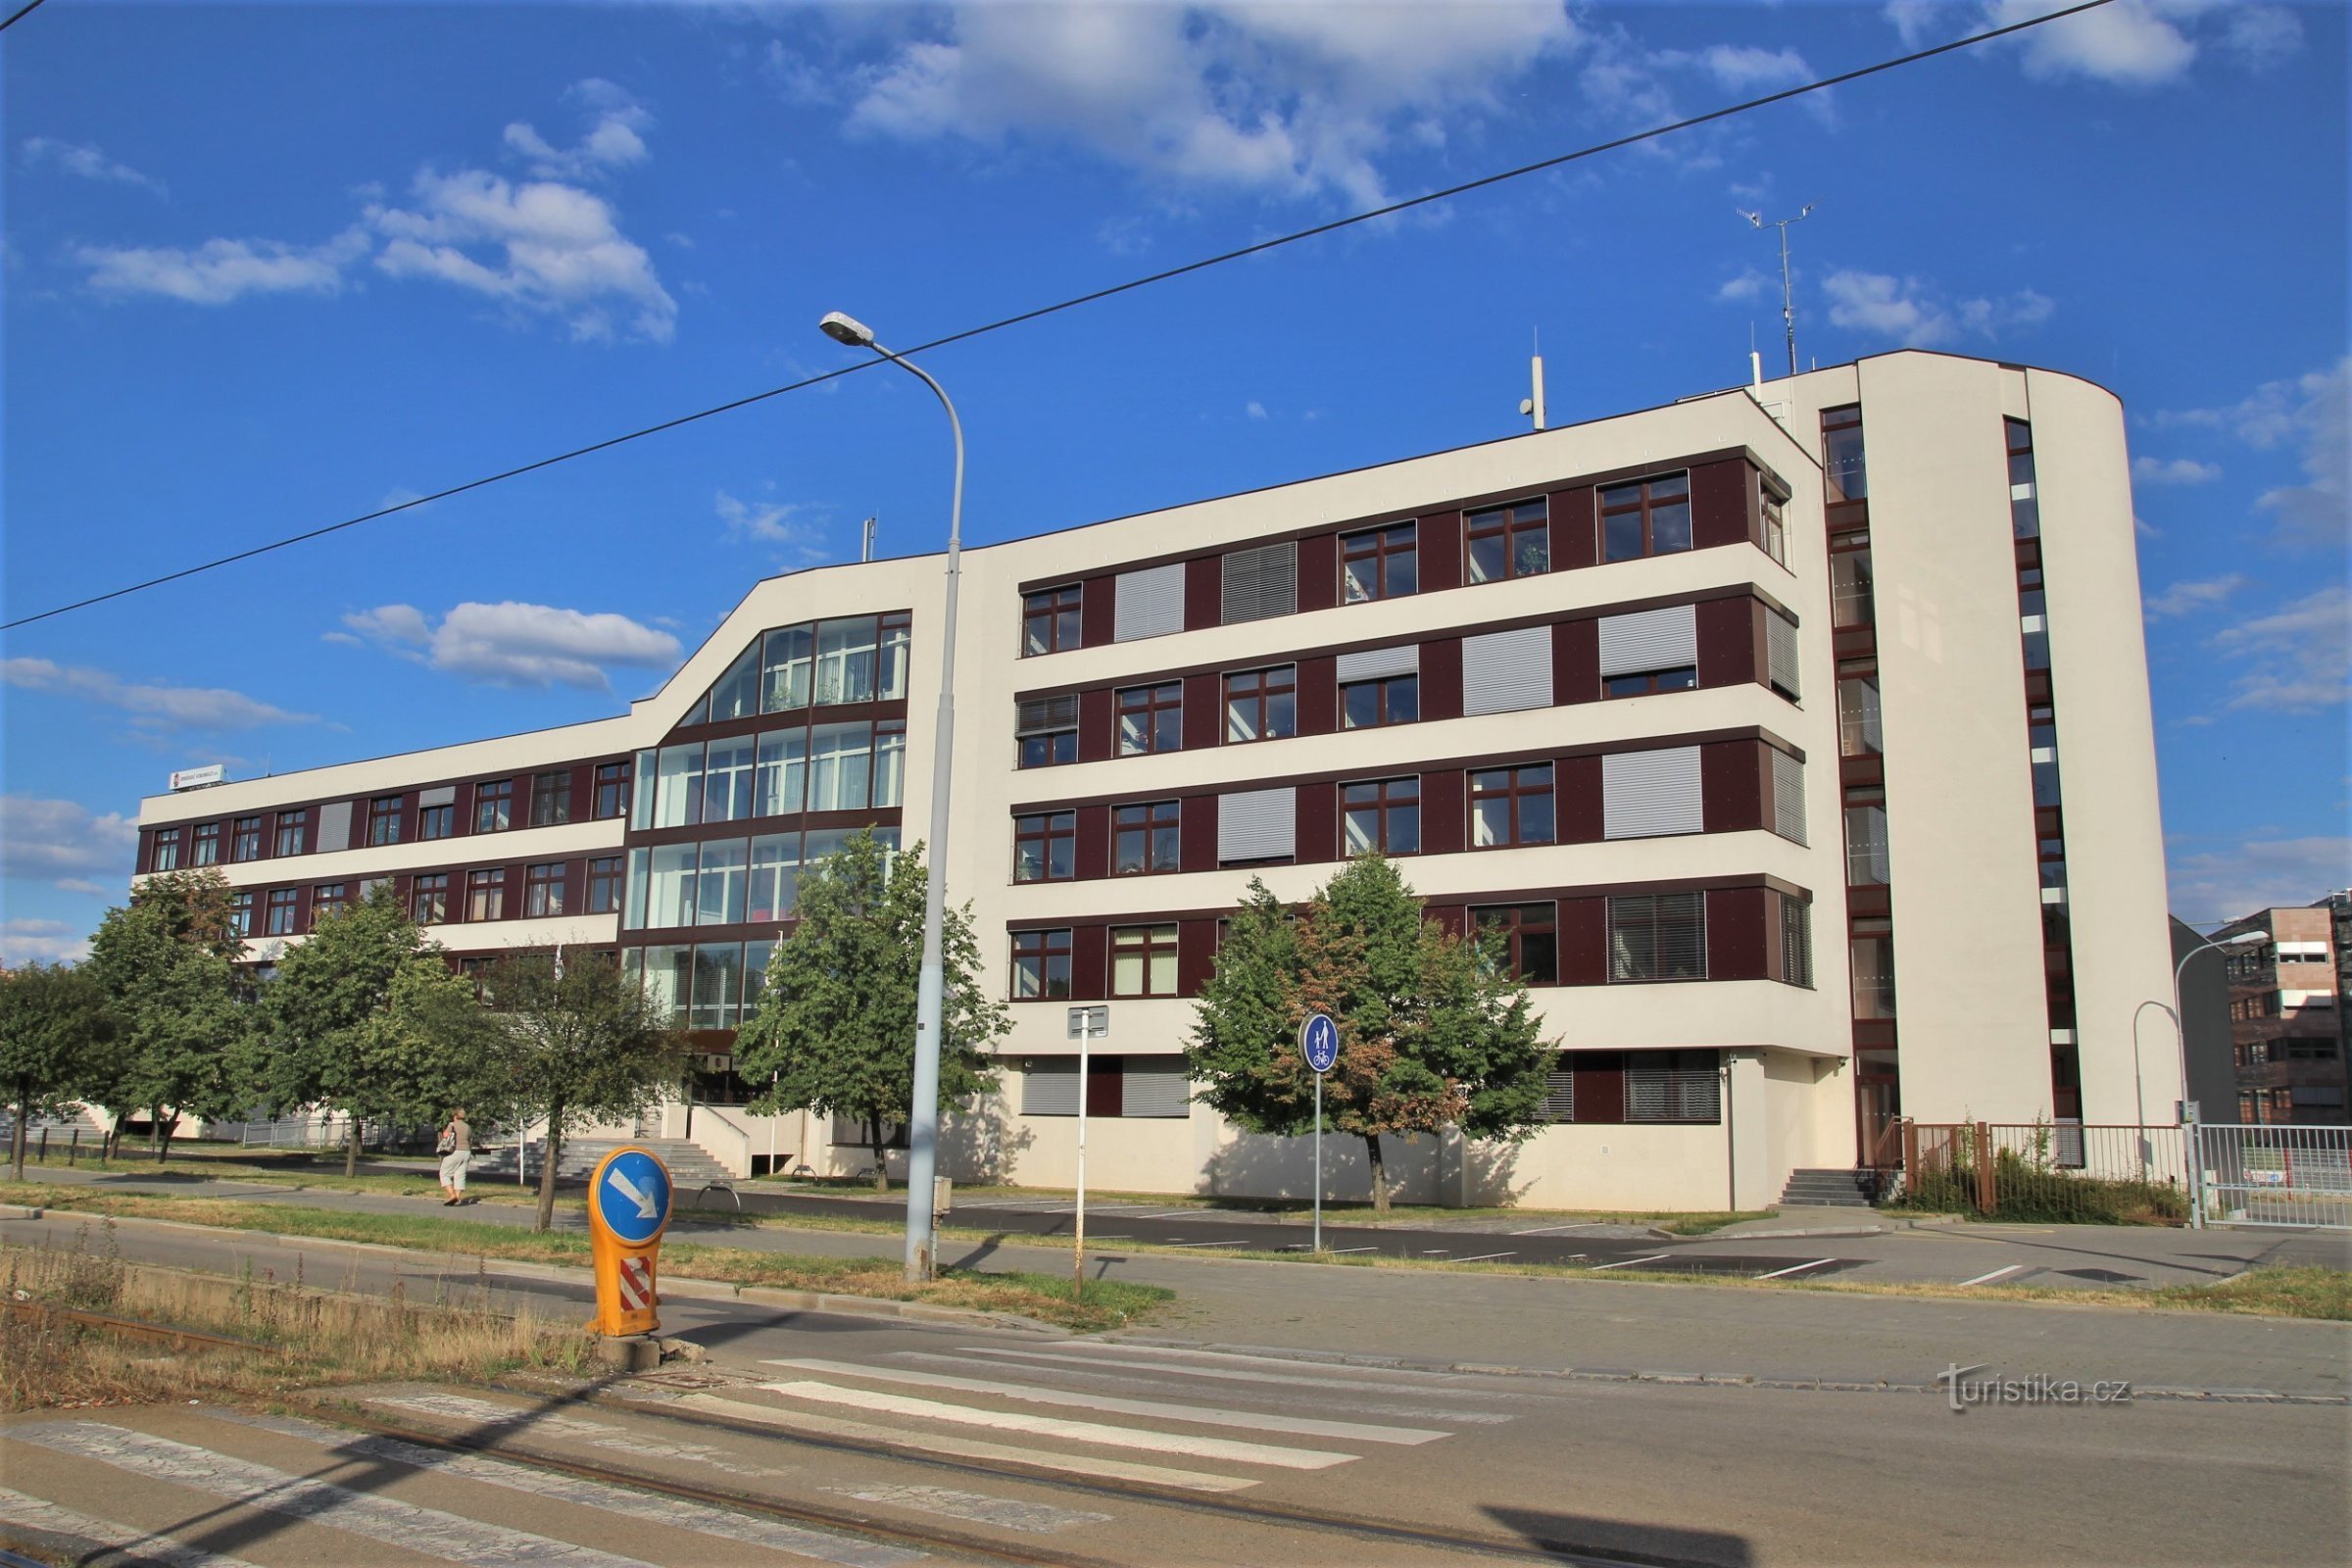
left=1012, top=929, right=1073, bottom=999
left=1223, top=665, right=1297, bottom=744
left=1342, top=522, right=1418, bottom=602
left=1822, top=405, right=1867, bottom=503
left=1600, top=473, right=1692, bottom=563
left=691, top=943, right=744, bottom=1029
left=474, top=780, right=514, bottom=834
left=1014, top=812, right=1074, bottom=883
left=1471, top=763, right=1554, bottom=848
left=1016, top=697, right=1078, bottom=769
left=1114, top=801, right=1181, bottom=875
left=1342, top=777, right=1420, bottom=857
left=761, top=624, right=813, bottom=712
left=587, top=855, right=623, bottom=914
left=530, top=770, right=571, bottom=827
left=1760, top=483, right=1787, bottom=565
left=1831, top=545, right=1875, bottom=628
left=707, top=642, right=761, bottom=723
left=1024, top=586, right=1082, bottom=657
left=878, top=613, right=911, bottom=701
left=1111, top=923, right=1180, bottom=997
left=1466, top=500, right=1548, bottom=583
left=232, top=816, right=263, bottom=862
left=1475, top=903, right=1557, bottom=984
left=192, top=823, right=220, bottom=865
left=594, top=761, right=631, bottom=819
left=1843, top=789, right=1890, bottom=886
left=756, top=728, right=808, bottom=816
left=466, top=868, right=505, bottom=922
left=698, top=840, right=749, bottom=926
left=703, top=737, right=758, bottom=822
left=1850, top=921, right=1897, bottom=1019
left=368, top=797, right=402, bottom=847
left=151, top=830, right=181, bottom=872
left=265, top=888, right=299, bottom=936
left=1609, top=892, right=1705, bottom=981
left=274, top=810, right=306, bottom=857
left=1342, top=671, right=1418, bottom=730
left=2005, top=417, right=2039, bottom=539
left=814, top=616, right=878, bottom=705
left=417, top=803, right=455, bottom=841
left=1838, top=663, right=1884, bottom=757
left=748, top=833, right=801, bottom=922
left=647, top=844, right=698, bottom=928
left=654, top=743, right=704, bottom=827
left=226, top=891, right=254, bottom=937
left=411, top=874, right=448, bottom=926
left=311, top=884, right=348, bottom=928
left=525, top=861, right=565, bottom=917
left=637, top=944, right=692, bottom=1026
left=808, top=721, right=874, bottom=811
left=1627, top=1050, right=1721, bottom=1121
left=1117, top=682, right=1183, bottom=756
left=873, top=721, right=906, bottom=808
left=744, top=938, right=773, bottom=1019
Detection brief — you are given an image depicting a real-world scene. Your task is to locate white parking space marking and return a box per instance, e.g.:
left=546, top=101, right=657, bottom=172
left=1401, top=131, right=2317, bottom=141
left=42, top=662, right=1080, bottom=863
left=1958, top=1264, right=2029, bottom=1287
left=758, top=1381, right=1354, bottom=1469
left=897, top=1350, right=1517, bottom=1421
left=674, top=1393, right=1256, bottom=1493
left=1452, top=1251, right=1517, bottom=1263
left=220, top=1411, right=914, bottom=1567
left=364, top=1392, right=785, bottom=1477
left=1587, top=1253, right=1671, bottom=1271
left=1125, top=1208, right=1206, bottom=1219
left=0, top=1485, right=269, bottom=1568
left=6, top=1423, right=656, bottom=1567
left=1166, top=1239, right=1249, bottom=1249
left=822, top=1484, right=1109, bottom=1536
left=1509, top=1222, right=1615, bottom=1236
left=1327, top=1246, right=1378, bottom=1254
left=1754, top=1257, right=1841, bottom=1280
left=764, top=1358, right=1449, bottom=1445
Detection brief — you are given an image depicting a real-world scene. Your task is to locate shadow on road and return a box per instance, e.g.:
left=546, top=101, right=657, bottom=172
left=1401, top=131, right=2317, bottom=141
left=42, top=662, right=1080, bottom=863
left=1482, top=1503, right=1753, bottom=1566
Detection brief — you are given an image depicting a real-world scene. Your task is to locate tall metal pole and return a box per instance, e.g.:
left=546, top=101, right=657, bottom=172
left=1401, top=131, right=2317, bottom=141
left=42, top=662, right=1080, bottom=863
left=832, top=324, right=963, bottom=1283
left=1312, top=1073, right=1323, bottom=1254
left=1740, top=205, right=1814, bottom=377
left=1074, top=1012, right=1091, bottom=1298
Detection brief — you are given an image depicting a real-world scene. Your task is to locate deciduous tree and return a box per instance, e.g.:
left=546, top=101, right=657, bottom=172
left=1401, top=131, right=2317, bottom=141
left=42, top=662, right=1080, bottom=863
left=0, top=963, right=115, bottom=1182
left=84, top=898, right=246, bottom=1161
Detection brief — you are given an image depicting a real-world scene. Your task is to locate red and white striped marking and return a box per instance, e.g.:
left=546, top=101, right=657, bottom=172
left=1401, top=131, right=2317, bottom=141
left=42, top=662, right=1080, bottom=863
left=617, top=1254, right=654, bottom=1310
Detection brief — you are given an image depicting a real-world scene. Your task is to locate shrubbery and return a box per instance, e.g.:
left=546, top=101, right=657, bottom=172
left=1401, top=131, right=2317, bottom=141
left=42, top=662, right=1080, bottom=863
left=1899, top=1148, right=2189, bottom=1225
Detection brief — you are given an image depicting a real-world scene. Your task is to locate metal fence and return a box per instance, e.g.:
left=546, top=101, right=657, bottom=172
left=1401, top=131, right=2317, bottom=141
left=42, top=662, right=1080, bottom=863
left=1898, top=1121, right=2193, bottom=1224
left=2194, top=1123, right=2352, bottom=1230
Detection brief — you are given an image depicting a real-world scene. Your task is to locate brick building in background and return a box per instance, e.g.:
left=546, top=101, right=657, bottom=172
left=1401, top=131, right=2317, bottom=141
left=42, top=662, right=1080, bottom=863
left=2214, top=903, right=2346, bottom=1125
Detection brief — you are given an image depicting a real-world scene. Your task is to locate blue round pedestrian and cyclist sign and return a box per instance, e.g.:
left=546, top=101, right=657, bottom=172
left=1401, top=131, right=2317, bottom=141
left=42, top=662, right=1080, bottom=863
left=1299, top=1012, right=1339, bottom=1075
left=591, top=1148, right=672, bottom=1247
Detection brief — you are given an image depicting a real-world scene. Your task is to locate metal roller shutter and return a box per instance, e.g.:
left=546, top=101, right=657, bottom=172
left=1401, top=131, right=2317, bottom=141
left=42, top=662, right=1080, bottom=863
left=1021, top=1059, right=1080, bottom=1116
left=315, top=800, right=353, bottom=853
left=1766, top=611, right=1801, bottom=698
left=1771, top=748, right=1807, bottom=844
left=1120, top=1057, right=1193, bottom=1118
left=1218, top=787, right=1296, bottom=863
left=417, top=785, right=456, bottom=808
left=1462, top=625, right=1552, bottom=714
left=1335, top=644, right=1420, bottom=683
left=1541, top=1068, right=1575, bottom=1123
left=1221, top=542, right=1298, bottom=624
left=1016, top=694, right=1079, bottom=736
left=1597, top=605, right=1697, bottom=677
left=1601, top=747, right=1703, bottom=839
left=1114, top=564, right=1187, bottom=641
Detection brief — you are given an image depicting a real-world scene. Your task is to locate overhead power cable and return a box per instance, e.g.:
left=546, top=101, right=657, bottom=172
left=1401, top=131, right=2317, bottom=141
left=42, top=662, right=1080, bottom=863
left=0, top=0, right=54, bottom=35
left=3, top=0, right=2115, bottom=633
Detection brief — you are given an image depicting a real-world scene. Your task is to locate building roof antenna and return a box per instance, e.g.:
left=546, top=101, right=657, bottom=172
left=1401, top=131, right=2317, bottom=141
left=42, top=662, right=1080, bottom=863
left=1519, top=328, right=1546, bottom=431
left=1739, top=204, right=1815, bottom=378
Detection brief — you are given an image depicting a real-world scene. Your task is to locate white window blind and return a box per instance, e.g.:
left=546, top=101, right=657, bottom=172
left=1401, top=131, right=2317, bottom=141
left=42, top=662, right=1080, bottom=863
left=1597, top=605, right=1697, bottom=677
left=1121, top=1058, right=1193, bottom=1118
left=1766, top=612, right=1800, bottom=698
left=1114, top=564, right=1186, bottom=641
left=315, top=800, right=353, bottom=854
left=1016, top=694, right=1079, bottom=736
left=1602, top=747, right=1703, bottom=839
left=1462, top=625, right=1552, bottom=714
left=1336, top=644, right=1420, bottom=683
left=1609, top=893, right=1706, bottom=981
left=1218, top=787, right=1296, bottom=863
left=1022, top=1059, right=1080, bottom=1116
left=1627, top=1054, right=1720, bottom=1120
left=1541, top=1067, right=1575, bottom=1123
left=1782, top=897, right=1813, bottom=988
left=417, top=785, right=456, bottom=808
left=1222, top=542, right=1298, bottom=624
left=1770, top=749, right=1807, bottom=845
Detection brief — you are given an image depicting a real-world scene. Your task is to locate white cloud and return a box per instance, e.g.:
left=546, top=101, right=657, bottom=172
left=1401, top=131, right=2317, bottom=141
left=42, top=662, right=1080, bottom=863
left=841, top=2, right=1580, bottom=207
left=74, top=228, right=368, bottom=305
left=1655, top=43, right=1814, bottom=93
left=2159, top=360, right=2348, bottom=548
left=2208, top=585, right=2350, bottom=713
left=2168, top=836, right=2352, bottom=925
left=715, top=489, right=808, bottom=545
left=1883, top=0, right=1940, bottom=49
left=1936, top=2, right=2305, bottom=87
left=1, top=658, right=317, bottom=730
left=2143, top=572, right=2247, bottom=618
left=339, top=600, right=680, bottom=691
left=0, top=797, right=139, bottom=888
left=1246, top=400, right=1268, bottom=420
left=2132, top=455, right=2222, bottom=486
left=1715, top=269, right=1769, bottom=304
left=503, top=78, right=653, bottom=181
left=1821, top=269, right=2052, bottom=347
left=52, top=879, right=109, bottom=898
left=0, top=918, right=94, bottom=967
left=21, top=136, right=166, bottom=195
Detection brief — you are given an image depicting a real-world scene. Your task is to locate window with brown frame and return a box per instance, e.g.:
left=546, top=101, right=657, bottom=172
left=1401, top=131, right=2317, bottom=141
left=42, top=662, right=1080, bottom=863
left=418, top=803, right=456, bottom=840
left=265, top=888, right=299, bottom=936
left=2006, top=417, right=2039, bottom=539
left=1016, top=695, right=1079, bottom=769
left=151, top=829, right=182, bottom=872
left=1341, top=522, right=1418, bottom=602
left=1599, top=472, right=1692, bottom=563
left=1475, top=902, right=1558, bottom=985
left=192, top=822, right=220, bottom=865
left=274, top=810, right=307, bottom=857
left=226, top=891, right=254, bottom=937
left=586, top=856, right=623, bottom=913
left=1116, top=682, right=1183, bottom=756
left=530, top=770, right=571, bottom=827
left=1011, top=929, right=1073, bottom=999
left=1114, top=800, right=1181, bottom=875
left=368, top=796, right=402, bottom=847
left=594, top=761, right=631, bottom=819
left=1470, top=763, right=1555, bottom=848
left=311, top=884, right=348, bottom=929
left=474, top=780, right=514, bottom=834
left=466, top=868, right=506, bottom=922
left=1342, top=776, right=1420, bottom=857
left=1110, top=923, right=1179, bottom=997
left=1604, top=666, right=1697, bottom=699
left=1465, top=500, right=1549, bottom=582
left=1013, top=811, right=1075, bottom=883
left=1023, top=585, right=1083, bottom=657
left=1608, top=892, right=1706, bottom=981
left=1759, top=481, right=1788, bottom=565
left=1223, top=664, right=1297, bottom=743
left=524, top=862, right=565, bottom=917
left=1822, top=405, right=1868, bottom=505
left=231, top=816, right=263, bottom=862
left=1831, top=536, right=1875, bottom=628
left=411, top=875, right=448, bottom=925
left=1341, top=671, right=1418, bottom=729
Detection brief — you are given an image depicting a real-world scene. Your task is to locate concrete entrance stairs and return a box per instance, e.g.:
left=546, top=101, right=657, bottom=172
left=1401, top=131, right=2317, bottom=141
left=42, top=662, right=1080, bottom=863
left=1777, top=1167, right=1874, bottom=1208
left=466, top=1135, right=735, bottom=1188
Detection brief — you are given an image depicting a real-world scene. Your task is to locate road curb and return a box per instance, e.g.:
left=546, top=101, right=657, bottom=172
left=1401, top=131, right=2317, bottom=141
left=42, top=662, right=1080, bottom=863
left=0, top=1204, right=44, bottom=1220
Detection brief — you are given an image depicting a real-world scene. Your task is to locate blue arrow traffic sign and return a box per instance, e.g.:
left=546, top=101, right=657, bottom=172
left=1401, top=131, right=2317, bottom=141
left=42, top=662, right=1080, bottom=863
left=1299, top=1012, right=1339, bottom=1075
left=593, top=1148, right=671, bottom=1247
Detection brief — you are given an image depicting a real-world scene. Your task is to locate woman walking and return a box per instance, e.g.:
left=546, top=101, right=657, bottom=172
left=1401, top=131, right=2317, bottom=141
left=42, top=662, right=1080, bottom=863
left=437, top=1107, right=471, bottom=1204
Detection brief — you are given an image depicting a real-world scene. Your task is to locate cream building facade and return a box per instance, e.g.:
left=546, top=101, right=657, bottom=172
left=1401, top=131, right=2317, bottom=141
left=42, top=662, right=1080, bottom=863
left=132, top=350, right=2175, bottom=1211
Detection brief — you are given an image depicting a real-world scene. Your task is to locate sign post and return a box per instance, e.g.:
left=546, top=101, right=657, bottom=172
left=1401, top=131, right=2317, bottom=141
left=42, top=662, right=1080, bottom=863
left=586, top=1145, right=673, bottom=1339
left=1067, top=1005, right=1107, bottom=1298
left=1299, top=1013, right=1339, bottom=1254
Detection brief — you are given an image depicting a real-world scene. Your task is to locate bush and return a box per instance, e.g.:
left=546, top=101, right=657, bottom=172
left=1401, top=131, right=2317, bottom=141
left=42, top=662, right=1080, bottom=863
left=1896, top=1149, right=2188, bottom=1225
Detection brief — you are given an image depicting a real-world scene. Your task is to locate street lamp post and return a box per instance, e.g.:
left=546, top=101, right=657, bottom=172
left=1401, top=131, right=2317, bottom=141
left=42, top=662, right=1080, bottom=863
left=2133, top=926, right=2270, bottom=1231
left=819, top=310, right=964, bottom=1283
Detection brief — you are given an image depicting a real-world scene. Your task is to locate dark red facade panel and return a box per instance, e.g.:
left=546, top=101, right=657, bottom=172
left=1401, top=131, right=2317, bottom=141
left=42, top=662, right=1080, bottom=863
left=1080, top=573, right=1116, bottom=648
left=1557, top=755, right=1604, bottom=844
left=1074, top=806, right=1110, bottom=882
left=1558, top=895, right=1608, bottom=985
left=1177, top=918, right=1217, bottom=996
left=1425, top=903, right=1468, bottom=940
left=1420, top=637, right=1464, bottom=721
left=1553, top=617, right=1599, bottom=706
left=1699, top=741, right=1766, bottom=834
left=1184, top=556, right=1222, bottom=631
left=1572, top=1051, right=1627, bottom=1121
left=1296, top=781, right=1338, bottom=863
left=1420, top=511, right=1463, bottom=592
left=1422, top=767, right=1466, bottom=857
left=1297, top=655, right=1338, bottom=736
left=1180, top=794, right=1218, bottom=873
left=1550, top=486, right=1597, bottom=571
left=1070, top=924, right=1108, bottom=1001
left=1078, top=687, right=1115, bottom=764
left=1181, top=672, right=1222, bottom=751
left=1298, top=532, right=1338, bottom=613
left=1704, top=886, right=1770, bottom=980
left=1690, top=458, right=1756, bottom=552
left=1695, top=596, right=1760, bottom=689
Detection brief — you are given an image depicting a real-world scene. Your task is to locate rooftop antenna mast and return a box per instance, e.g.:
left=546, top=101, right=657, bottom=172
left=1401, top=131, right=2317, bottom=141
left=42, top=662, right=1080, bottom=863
left=1739, top=204, right=1814, bottom=377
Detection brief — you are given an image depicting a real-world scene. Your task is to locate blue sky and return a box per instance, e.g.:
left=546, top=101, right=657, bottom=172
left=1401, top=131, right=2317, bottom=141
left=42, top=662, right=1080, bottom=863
left=3, top=0, right=2345, bottom=962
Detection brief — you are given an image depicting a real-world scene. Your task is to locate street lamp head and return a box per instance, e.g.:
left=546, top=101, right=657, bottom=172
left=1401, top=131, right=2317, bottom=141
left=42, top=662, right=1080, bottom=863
left=2222, top=929, right=2271, bottom=946
left=818, top=311, right=875, bottom=348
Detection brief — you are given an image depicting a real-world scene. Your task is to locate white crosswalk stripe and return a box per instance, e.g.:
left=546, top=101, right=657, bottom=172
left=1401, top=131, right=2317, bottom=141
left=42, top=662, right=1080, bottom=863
left=890, top=1348, right=1518, bottom=1422
left=363, top=1392, right=787, bottom=1477
left=955, top=1343, right=1509, bottom=1400
left=0, top=1485, right=270, bottom=1568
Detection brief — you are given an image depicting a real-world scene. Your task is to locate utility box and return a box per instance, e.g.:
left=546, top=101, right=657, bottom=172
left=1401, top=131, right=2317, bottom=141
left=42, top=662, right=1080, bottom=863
left=934, top=1175, right=953, bottom=1217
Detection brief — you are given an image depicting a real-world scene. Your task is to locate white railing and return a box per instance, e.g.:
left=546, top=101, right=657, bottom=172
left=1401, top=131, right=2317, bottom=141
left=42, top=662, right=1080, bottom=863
left=2196, top=1123, right=2352, bottom=1229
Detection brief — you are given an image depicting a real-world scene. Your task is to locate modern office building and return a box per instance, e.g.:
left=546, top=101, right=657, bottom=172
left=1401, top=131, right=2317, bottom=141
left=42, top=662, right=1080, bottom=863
left=131, top=349, right=2177, bottom=1210
left=2213, top=904, right=2344, bottom=1125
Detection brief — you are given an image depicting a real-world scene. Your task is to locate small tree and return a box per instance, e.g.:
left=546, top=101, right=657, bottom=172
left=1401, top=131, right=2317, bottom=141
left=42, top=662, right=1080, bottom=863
left=735, top=831, right=1006, bottom=1190
left=252, top=881, right=501, bottom=1174
left=1188, top=858, right=1555, bottom=1215
left=484, top=951, right=683, bottom=1233
left=84, top=898, right=247, bottom=1161
left=0, top=963, right=115, bottom=1182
